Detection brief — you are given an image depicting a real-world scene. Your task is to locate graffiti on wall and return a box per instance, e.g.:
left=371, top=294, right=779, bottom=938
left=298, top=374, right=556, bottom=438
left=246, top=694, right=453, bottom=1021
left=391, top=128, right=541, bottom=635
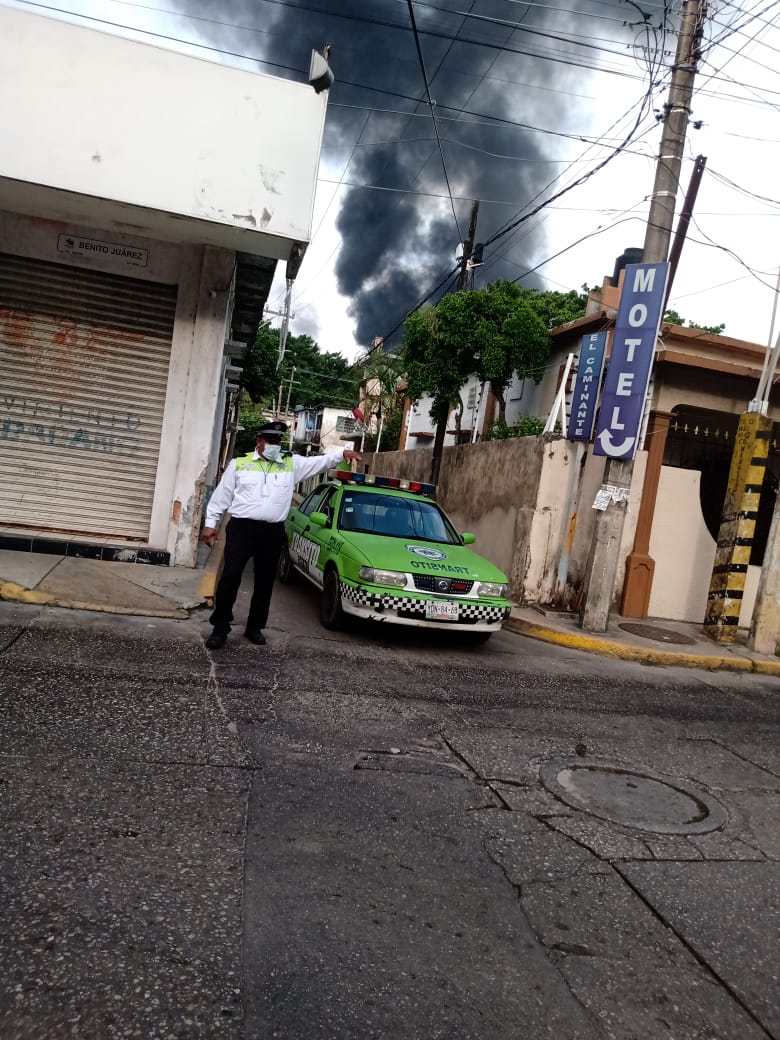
left=0, top=309, right=157, bottom=460
left=1, top=397, right=144, bottom=457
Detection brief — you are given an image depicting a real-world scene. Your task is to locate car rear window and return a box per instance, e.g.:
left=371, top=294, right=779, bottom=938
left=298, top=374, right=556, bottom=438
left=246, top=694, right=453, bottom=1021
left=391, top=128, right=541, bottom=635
left=338, top=491, right=459, bottom=544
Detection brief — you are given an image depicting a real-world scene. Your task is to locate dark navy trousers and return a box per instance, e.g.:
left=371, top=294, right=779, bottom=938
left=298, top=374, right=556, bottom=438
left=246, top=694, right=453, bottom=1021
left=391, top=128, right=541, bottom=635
left=209, top=517, right=284, bottom=634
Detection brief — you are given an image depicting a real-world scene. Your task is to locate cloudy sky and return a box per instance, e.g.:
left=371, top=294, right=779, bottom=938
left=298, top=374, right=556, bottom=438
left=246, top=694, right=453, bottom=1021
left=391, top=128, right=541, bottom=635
left=8, top=0, right=780, bottom=361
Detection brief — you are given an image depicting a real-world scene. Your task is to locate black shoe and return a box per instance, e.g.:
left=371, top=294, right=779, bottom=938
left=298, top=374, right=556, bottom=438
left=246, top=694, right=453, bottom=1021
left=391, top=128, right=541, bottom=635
left=244, top=629, right=266, bottom=645
left=206, top=631, right=227, bottom=649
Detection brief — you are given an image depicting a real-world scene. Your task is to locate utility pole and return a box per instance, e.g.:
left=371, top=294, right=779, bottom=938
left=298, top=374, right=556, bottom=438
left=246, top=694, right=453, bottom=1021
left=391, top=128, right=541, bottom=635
left=278, top=367, right=298, bottom=425
left=430, top=199, right=479, bottom=484
left=458, top=200, right=479, bottom=292
left=621, top=154, right=707, bottom=618
left=283, top=366, right=297, bottom=415
left=580, top=0, right=704, bottom=632
left=642, top=2, right=705, bottom=263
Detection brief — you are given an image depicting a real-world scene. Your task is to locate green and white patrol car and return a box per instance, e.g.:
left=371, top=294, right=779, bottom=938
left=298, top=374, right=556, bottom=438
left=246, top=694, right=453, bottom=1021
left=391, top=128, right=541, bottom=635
left=279, top=470, right=513, bottom=640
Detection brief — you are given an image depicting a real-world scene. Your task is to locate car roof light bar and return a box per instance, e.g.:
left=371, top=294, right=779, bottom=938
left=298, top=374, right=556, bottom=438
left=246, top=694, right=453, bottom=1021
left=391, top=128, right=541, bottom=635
left=331, top=470, right=437, bottom=498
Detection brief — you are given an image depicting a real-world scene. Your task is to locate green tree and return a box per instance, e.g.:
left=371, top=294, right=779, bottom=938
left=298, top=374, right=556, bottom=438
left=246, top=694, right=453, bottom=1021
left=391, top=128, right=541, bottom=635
left=512, top=283, right=591, bottom=329
left=234, top=394, right=270, bottom=456
left=488, top=415, right=545, bottom=440
left=243, top=324, right=359, bottom=408
left=242, top=323, right=279, bottom=405
left=402, top=282, right=550, bottom=479
left=663, top=309, right=726, bottom=335
left=403, top=282, right=550, bottom=428
left=403, top=304, right=475, bottom=428
left=376, top=407, right=403, bottom=453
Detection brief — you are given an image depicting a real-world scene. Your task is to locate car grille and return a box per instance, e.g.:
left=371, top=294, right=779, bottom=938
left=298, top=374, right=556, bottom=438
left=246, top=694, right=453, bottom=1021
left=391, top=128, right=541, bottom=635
left=412, top=575, right=474, bottom=594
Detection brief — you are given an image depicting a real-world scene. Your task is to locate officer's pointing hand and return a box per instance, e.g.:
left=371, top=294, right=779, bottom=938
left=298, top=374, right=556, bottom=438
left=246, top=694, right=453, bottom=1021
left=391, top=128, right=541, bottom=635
left=343, top=450, right=362, bottom=464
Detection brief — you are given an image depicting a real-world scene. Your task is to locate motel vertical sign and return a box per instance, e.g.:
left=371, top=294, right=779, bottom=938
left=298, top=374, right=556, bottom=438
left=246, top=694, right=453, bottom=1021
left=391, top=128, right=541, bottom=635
left=567, top=332, right=607, bottom=442
left=593, top=262, right=670, bottom=459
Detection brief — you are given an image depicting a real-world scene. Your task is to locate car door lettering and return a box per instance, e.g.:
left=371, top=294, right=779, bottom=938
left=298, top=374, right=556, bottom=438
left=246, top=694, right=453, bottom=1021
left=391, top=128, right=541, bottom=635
left=291, top=533, right=320, bottom=570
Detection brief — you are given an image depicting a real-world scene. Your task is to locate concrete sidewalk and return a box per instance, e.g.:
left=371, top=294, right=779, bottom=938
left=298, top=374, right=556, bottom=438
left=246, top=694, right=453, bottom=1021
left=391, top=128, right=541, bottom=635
left=1, top=547, right=778, bottom=675
left=0, top=545, right=220, bottom=621
left=505, top=606, right=780, bottom=676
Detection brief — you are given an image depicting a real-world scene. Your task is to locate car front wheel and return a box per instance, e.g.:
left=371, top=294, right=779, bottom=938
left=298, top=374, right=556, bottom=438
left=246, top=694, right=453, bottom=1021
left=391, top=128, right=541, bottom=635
left=321, top=566, right=345, bottom=630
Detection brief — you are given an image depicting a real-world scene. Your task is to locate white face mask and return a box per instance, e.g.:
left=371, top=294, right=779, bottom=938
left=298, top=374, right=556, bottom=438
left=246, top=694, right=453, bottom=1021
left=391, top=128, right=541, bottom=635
left=262, top=444, right=282, bottom=463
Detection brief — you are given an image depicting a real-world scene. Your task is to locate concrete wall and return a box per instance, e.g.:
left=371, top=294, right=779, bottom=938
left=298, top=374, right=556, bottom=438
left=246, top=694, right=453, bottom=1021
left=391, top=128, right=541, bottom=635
left=160, top=247, right=235, bottom=567
left=648, top=467, right=715, bottom=622
left=563, top=449, right=647, bottom=610
left=0, top=6, right=327, bottom=258
left=654, top=368, right=780, bottom=420
left=648, top=465, right=762, bottom=626
left=0, top=210, right=184, bottom=286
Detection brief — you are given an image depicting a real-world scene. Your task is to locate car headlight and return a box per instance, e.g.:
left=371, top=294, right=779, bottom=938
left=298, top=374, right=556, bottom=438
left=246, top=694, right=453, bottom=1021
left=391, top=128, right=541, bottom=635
left=358, top=566, right=407, bottom=588
left=476, top=581, right=508, bottom=598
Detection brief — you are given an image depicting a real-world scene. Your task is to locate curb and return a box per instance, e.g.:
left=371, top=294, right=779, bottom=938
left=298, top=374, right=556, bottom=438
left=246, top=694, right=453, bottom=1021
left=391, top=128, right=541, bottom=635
left=0, top=581, right=55, bottom=607
left=0, top=580, right=188, bottom=620
left=503, top=615, right=780, bottom=676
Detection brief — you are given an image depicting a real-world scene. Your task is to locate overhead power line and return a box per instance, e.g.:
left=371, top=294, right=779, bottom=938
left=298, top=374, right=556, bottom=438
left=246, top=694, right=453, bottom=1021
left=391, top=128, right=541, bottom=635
left=14, top=0, right=672, bottom=84
left=407, top=0, right=459, bottom=241
left=481, top=97, right=657, bottom=250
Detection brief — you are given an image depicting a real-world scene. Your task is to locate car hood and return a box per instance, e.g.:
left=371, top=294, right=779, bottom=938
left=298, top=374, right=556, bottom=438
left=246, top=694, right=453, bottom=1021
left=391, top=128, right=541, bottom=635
left=341, top=532, right=508, bottom=584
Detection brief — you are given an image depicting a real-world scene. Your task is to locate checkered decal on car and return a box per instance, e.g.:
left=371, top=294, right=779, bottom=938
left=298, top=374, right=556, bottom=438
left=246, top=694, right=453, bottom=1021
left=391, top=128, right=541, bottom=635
left=341, top=583, right=509, bottom=622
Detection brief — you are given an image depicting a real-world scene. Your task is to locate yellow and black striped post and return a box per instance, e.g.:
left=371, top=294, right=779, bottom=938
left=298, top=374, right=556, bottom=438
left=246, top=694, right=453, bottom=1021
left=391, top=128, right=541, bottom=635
left=704, top=411, right=772, bottom=641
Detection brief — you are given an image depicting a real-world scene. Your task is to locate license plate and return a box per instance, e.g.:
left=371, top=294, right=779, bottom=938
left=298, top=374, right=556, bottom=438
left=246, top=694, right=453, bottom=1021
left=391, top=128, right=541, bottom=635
left=425, top=600, right=459, bottom=620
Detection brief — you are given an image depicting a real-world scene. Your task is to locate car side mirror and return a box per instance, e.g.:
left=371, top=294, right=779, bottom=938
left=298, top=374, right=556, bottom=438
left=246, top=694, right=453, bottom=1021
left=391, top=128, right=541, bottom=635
left=461, top=532, right=475, bottom=544
left=310, top=511, right=328, bottom=527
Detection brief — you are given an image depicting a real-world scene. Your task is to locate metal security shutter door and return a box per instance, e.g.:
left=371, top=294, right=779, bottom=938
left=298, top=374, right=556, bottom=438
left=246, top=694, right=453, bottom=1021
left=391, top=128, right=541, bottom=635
left=0, top=253, right=177, bottom=540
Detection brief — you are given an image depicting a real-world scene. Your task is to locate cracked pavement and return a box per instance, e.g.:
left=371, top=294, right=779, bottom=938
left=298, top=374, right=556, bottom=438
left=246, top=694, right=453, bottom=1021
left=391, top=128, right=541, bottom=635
left=0, top=584, right=778, bottom=1039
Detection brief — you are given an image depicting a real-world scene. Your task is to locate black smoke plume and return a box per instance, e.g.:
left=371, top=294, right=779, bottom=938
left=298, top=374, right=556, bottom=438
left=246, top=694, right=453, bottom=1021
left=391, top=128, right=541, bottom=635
left=168, top=0, right=643, bottom=348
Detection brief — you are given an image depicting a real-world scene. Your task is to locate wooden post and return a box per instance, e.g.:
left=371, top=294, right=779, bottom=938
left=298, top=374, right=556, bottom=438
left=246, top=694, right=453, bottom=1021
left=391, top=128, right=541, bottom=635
left=620, top=411, right=673, bottom=617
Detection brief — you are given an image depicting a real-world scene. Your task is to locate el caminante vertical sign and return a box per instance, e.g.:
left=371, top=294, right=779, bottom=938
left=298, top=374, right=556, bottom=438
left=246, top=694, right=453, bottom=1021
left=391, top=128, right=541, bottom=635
left=567, top=331, right=607, bottom=442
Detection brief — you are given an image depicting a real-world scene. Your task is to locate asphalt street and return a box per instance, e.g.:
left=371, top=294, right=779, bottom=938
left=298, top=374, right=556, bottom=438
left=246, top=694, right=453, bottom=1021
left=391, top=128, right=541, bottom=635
left=1, top=577, right=778, bottom=1040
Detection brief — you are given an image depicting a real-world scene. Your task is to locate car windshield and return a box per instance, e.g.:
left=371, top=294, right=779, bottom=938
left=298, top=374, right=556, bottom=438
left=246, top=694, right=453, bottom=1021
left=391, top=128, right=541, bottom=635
left=338, top=490, right=460, bottom=544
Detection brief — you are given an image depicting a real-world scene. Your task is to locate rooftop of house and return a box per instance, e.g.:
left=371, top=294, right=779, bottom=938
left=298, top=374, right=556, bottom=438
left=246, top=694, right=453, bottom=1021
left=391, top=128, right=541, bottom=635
left=550, top=307, right=772, bottom=381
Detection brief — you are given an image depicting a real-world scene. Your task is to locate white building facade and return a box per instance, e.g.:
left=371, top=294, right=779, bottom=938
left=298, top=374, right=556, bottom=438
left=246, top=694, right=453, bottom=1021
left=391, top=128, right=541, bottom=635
left=293, top=406, right=362, bottom=455
left=0, top=7, right=328, bottom=565
left=402, top=368, right=556, bottom=450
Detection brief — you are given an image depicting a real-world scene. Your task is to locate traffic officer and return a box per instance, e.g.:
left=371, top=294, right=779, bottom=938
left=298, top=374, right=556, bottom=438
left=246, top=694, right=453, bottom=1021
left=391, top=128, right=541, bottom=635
left=202, top=420, right=361, bottom=649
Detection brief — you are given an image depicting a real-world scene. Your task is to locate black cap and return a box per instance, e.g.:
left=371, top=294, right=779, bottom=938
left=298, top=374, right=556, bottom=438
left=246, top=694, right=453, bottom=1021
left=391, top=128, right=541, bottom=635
left=257, top=420, right=288, bottom=438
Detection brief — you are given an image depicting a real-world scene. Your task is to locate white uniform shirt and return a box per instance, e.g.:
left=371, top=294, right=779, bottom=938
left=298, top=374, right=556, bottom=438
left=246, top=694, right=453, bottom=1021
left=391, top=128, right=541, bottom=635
left=205, top=448, right=349, bottom=527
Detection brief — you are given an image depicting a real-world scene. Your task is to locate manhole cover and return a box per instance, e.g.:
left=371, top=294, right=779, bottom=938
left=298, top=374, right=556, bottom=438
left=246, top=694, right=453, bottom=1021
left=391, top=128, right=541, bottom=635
left=618, top=622, right=697, bottom=645
left=540, top=759, right=727, bottom=834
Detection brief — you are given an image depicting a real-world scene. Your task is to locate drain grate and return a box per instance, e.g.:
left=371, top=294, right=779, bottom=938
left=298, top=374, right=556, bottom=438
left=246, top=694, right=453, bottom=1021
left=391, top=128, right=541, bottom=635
left=618, top=622, right=697, bottom=645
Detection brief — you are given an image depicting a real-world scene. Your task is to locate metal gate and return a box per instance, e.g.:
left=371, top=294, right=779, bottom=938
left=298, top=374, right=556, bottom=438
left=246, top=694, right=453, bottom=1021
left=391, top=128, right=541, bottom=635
left=0, top=252, right=177, bottom=540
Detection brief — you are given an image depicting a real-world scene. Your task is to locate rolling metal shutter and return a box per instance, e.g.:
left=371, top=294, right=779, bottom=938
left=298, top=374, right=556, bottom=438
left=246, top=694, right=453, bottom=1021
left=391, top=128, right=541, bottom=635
left=0, top=252, right=177, bottom=541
